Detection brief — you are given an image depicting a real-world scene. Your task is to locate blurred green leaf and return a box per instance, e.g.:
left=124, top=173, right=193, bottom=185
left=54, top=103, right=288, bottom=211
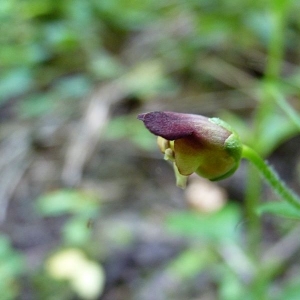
left=257, top=201, right=300, bottom=219
left=18, top=75, right=91, bottom=119
left=275, top=275, right=300, bottom=300
left=20, top=0, right=55, bottom=18
left=218, top=268, right=246, bottom=300
left=0, top=69, right=34, bottom=103
left=254, top=111, right=299, bottom=156
left=53, top=75, right=92, bottom=99
left=43, top=22, right=79, bottom=51
left=88, top=53, right=124, bottom=79
left=18, top=93, right=55, bottom=118
left=36, top=189, right=99, bottom=217
left=62, top=216, right=93, bottom=246
left=244, top=11, right=272, bottom=45
left=0, top=235, right=24, bottom=300
left=167, top=248, right=216, bottom=280
left=104, top=115, right=157, bottom=150
left=123, top=60, right=176, bottom=97
left=95, top=0, right=159, bottom=29
left=165, top=204, right=241, bottom=242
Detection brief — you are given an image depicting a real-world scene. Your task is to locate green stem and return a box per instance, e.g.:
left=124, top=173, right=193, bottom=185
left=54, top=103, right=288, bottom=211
left=245, top=163, right=261, bottom=257
left=271, top=87, right=300, bottom=130
left=242, top=144, right=300, bottom=210
left=265, top=0, right=290, bottom=82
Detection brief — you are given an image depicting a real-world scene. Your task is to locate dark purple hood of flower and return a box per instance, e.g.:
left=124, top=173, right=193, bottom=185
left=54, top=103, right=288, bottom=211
left=138, top=111, right=197, bottom=140
left=137, top=111, right=231, bottom=144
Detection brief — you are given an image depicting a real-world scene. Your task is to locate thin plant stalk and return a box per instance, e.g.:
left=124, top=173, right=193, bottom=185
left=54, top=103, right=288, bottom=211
left=245, top=0, right=291, bottom=258
left=244, top=163, right=261, bottom=257
left=271, top=87, right=300, bottom=130
left=242, top=145, right=300, bottom=210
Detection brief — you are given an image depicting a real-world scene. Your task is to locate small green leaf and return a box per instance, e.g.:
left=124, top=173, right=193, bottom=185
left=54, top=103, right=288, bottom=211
left=18, top=93, right=55, bottom=118
left=0, top=235, right=24, bottom=300
left=53, top=76, right=92, bottom=99
left=165, top=204, right=241, bottom=242
left=219, top=268, right=246, bottom=300
left=257, top=201, right=300, bottom=219
left=62, top=216, right=93, bottom=246
left=36, top=189, right=99, bottom=217
left=166, top=248, right=215, bottom=280
left=104, top=115, right=156, bottom=150
left=0, top=69, right=34, bottom=103
left=275, top=276, right=300, bottom=300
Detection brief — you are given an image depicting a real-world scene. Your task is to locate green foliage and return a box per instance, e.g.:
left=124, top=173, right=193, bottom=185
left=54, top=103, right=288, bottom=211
left=34, top=190, right=103, bottom=299
left=95, top=0, right=161, bottom=29
left=166, top=204, right=241, bottom=242
left=3, top=0, right=298, bottom=119
left=62, top=216, right=94, bottom=245
left=104, top=114, right=157, bottom=150
left=1, top=0, right=300, bottom=299
left=0, top=235, right=24, bottom=300
left=36, top=189, right=100, bottom=246
left=276, top=276, right=300, bottom=300
left=36, top=189, right=99, bottom=216
left=218, top=269, right=246, bottom=300
left=257, top=201, right=300, bottom=219
left=33, top=272, right=73, bottom=300
left=166, top=248, right=216, bottom=280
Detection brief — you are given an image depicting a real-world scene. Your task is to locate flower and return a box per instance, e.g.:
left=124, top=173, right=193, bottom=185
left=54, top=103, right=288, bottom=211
left=138, top=111, right=242, bottom=188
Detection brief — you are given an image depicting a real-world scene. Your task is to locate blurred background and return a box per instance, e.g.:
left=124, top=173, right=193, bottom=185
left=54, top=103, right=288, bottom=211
left=1, top=0, right=300, bottom=299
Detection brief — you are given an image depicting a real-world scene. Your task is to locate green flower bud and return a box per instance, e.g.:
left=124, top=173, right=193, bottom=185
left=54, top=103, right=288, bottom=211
left=138, top=111, right=242, bottom=187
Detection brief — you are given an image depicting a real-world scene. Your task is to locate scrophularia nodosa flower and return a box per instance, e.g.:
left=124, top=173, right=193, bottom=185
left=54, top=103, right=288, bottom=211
left=138, top=111, right=242, bottom=188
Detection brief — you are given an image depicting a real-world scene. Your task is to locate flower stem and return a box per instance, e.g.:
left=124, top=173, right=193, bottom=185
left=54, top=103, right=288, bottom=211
left=242, top=144, right=300, bottom=210
left=245, top=162, right=261, bottom=257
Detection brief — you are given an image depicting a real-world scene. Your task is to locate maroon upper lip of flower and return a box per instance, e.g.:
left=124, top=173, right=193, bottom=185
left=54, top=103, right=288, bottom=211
left=137, top=111, right=231, bottom=142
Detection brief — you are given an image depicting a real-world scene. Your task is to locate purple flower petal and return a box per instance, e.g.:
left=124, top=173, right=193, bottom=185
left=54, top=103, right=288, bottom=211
left=137, top=111, right=208, bottom=140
